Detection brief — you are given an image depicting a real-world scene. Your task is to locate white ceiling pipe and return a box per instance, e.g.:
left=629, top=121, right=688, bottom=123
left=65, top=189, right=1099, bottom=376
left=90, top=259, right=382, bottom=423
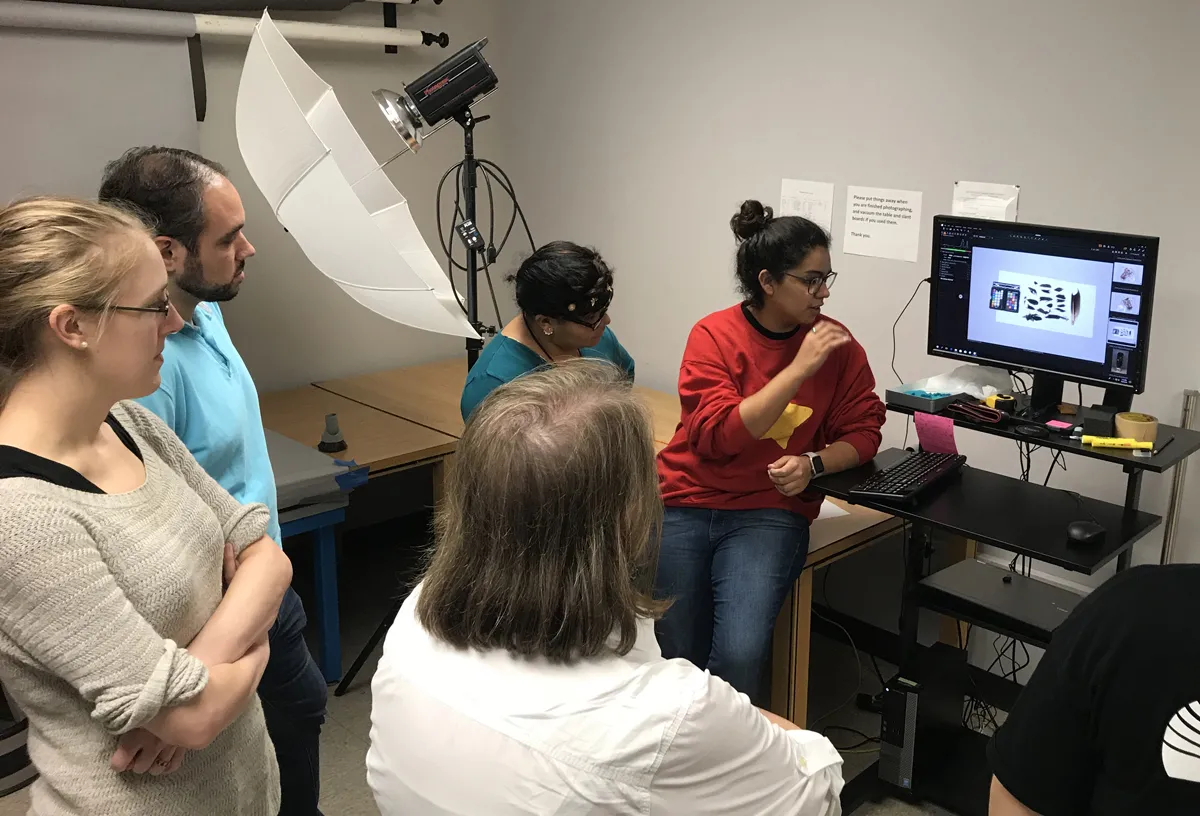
left=0, top=0, right=195, bottom=38
left=0, top=1, right=430, bottom=49
left=195, top=14, right=424, bottom=47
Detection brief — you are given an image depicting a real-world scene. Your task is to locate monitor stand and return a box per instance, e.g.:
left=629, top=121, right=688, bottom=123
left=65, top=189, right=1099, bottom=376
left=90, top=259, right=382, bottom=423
left=1027, top=372, right=1133, bottom=419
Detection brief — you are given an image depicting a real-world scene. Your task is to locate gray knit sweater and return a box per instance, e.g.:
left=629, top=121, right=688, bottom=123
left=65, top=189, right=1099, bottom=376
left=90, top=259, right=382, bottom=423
left=0, top=401, right=280, bottom=815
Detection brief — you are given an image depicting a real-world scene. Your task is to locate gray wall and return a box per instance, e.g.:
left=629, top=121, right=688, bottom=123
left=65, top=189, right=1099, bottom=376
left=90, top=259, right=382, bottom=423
left=0, top=27, right=198, bottom=200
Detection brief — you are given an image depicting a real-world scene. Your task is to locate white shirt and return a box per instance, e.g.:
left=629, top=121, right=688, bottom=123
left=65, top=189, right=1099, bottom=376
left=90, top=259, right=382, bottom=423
left=367, top=583, right=844, bottom=815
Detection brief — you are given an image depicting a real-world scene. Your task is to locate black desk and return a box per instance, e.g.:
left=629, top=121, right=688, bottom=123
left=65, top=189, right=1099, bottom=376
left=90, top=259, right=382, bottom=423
left=887, top=402, right=1199, bottom=570
left=815, top=448, right=1162, bottom=574
left=816, top=449, right=1164, bottom=816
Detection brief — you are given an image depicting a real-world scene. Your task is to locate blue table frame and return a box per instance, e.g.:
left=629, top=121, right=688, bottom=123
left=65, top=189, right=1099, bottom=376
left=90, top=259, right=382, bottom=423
left=281, top=506, right=346, bottom=683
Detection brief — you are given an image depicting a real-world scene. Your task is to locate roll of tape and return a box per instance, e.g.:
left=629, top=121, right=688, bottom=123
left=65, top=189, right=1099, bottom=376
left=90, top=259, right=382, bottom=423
left=986, top=394, right=1016, bottom=414
left=1115, top=411, right=1158, bottom=443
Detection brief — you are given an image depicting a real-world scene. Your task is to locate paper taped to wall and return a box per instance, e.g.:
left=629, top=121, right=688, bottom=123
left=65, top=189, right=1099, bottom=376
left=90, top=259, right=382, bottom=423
left=780, top=178, right=835, bottom=235
left=843, top=186, right=923, bottom=263
left=952, top=180, right=1019, bottom=221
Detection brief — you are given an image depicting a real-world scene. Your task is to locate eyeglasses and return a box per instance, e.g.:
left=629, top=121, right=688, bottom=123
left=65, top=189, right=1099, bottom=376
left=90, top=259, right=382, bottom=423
left=109, top=298, right=172, bottom=318
left=565, top=310, right=608, bottom=331
left=786, top=271, right=837, bottom=295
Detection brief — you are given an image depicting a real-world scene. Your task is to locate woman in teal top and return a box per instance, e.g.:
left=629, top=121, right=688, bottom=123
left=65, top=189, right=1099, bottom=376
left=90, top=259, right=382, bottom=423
left=461, top=241, right=635, bottom=421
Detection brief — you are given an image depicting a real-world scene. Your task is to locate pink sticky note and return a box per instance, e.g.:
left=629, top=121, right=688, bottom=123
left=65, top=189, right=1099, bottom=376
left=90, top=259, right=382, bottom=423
left=914, top=411, right=958, bottom=455
left=1046, top=420, right=1073, bottom=430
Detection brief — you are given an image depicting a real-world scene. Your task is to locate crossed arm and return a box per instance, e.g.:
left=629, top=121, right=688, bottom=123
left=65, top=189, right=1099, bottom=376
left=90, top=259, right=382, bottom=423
left=111, top=536, right=291, bottom=772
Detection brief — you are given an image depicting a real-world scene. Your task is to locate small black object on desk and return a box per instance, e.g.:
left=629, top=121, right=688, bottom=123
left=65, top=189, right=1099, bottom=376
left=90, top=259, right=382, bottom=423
left=1066, top=519, right=1106, bottom=548
left=1079, top=404, right=1118, bottom=437
left=317, top=412, right=348, bottom=453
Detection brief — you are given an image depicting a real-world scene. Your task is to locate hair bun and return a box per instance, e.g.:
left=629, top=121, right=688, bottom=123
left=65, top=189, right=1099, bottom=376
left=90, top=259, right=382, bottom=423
left=730, top=200, right=773, bottom=242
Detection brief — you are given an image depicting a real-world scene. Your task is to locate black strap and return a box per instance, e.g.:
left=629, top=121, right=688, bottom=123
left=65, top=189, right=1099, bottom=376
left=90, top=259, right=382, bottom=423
left=0, top=414, right=142, bottom=494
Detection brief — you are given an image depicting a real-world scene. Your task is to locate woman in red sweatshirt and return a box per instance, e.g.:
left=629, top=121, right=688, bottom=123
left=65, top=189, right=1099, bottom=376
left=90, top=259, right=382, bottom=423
left=655, top=200, right=885, bottom=705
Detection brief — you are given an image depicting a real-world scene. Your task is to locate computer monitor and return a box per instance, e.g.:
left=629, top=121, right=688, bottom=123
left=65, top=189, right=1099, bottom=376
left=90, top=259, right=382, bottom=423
left=928, top=216, right=1159, bottom=414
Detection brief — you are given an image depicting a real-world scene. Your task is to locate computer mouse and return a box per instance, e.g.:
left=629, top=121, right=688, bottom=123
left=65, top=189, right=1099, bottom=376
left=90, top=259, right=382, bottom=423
left=1066, top=520, right=1106, bottom=548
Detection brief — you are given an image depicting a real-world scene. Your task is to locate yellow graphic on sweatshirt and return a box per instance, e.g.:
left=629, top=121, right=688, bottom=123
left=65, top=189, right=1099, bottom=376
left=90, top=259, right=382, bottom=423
left=761, top=403, right=814, bottom=450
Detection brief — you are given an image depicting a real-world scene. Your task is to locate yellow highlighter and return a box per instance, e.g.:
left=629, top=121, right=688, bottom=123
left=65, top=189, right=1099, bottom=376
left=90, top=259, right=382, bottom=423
left=1081, top=435, right=1153, bottom=450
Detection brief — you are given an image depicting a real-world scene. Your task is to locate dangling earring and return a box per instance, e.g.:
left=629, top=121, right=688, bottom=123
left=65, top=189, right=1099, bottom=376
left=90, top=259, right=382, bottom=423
left=544, top=328, right=553, bottom=336
left=80, top=342, right=89, bottom=350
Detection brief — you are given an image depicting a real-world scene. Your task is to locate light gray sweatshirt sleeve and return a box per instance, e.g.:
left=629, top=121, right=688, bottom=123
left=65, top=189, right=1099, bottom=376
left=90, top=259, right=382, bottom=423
left=0, top=499, right=209, bottom=734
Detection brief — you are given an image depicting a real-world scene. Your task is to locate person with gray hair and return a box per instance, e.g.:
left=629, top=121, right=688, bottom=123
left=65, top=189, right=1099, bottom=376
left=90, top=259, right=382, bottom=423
left=367, top=359, right=845, bottom=815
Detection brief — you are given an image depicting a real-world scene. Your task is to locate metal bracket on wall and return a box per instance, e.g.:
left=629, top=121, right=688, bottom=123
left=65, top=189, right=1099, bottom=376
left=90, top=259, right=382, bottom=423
left=188, top=34, right=206, bottom=122
left=382, top=2, right=448, bottom=53
left=382, top=1, right=397, bottom=54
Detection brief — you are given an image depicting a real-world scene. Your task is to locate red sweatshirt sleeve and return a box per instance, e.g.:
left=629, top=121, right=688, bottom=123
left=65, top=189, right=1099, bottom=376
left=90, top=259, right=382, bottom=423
left=820, top=337, right=885, bottom=464
left=677, top=325, right=757, bottom=460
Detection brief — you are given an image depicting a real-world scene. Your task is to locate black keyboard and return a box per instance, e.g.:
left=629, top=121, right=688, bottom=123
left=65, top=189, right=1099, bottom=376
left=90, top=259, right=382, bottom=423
left=849, top=451, right=966, bottom=503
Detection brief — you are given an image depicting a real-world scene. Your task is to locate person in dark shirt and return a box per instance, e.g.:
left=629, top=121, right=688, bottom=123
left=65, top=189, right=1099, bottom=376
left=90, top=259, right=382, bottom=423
left=988, top=564, right=1200, bottom=815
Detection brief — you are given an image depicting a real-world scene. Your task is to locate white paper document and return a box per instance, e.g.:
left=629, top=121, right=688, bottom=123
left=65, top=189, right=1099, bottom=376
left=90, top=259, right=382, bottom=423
left=952, top=180, right=1019, bottom=221
left=817, top=499, right=849, bottom=521
left=843, top=186, right=923, bottom=263
left=780, top=178, right=835, bottom=235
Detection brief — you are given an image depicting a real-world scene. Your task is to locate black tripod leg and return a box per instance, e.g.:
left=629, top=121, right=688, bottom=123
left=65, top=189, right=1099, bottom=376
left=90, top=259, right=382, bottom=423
left=334, top=599, right=402, bottom=697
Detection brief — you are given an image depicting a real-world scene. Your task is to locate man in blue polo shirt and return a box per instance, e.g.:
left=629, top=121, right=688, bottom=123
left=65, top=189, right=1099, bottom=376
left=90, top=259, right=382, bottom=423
left=101, top=147, right=326, bottom=815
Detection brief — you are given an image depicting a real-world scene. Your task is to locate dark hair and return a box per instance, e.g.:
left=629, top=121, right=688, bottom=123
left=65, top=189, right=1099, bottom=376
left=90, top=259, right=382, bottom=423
left=98, top=147, right=227, bottom=253
left=417, top=359, right=669, bottom=662
left=505, top=240, right=614, bottom=320
left=729, top=199, right=830, bottom=307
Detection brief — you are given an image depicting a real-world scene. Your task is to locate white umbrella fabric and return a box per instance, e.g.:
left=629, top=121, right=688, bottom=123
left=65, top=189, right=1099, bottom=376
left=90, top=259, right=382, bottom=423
left=235, top=10, right=477, bottom=339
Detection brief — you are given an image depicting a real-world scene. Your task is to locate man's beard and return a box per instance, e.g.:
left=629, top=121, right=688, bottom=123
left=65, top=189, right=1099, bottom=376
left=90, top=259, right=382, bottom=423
left=176, top=254, right=243, bottom=303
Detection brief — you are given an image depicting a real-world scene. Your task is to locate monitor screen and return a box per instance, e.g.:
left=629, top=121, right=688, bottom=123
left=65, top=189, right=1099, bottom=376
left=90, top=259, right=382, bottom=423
left=928, top=216, right=1159, bottom=393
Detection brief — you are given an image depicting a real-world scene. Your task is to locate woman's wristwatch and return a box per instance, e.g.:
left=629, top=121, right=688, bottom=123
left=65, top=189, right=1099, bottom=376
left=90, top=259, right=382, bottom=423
left=803, top=451, right=825, bottom=478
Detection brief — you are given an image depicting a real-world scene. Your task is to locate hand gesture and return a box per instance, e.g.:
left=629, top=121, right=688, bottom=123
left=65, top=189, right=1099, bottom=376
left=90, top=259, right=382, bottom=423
left=789, top=321, right=851, bottom=380
left=111, top=728, right=186, bottom=776
left=767, top=455, right=813, bottom=497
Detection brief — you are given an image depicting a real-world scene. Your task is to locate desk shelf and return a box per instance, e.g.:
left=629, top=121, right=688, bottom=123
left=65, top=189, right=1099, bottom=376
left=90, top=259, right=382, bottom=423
left=917, top=559, right=1083, bottom=648
left=886, top=401, right=1200, bottom=475
left=815, top=448, right=1161, bottom=575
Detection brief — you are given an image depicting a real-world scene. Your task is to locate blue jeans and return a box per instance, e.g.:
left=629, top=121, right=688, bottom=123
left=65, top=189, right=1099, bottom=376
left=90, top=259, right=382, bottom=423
left=259, top=586, right=328, bottom=816
left=654, top=507, right=810, bottom=706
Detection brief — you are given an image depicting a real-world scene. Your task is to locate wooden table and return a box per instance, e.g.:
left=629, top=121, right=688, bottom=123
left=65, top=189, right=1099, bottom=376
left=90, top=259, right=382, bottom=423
left=317, top=358, right=685, bottom=450
left=260, top=385, right=457, bottom=475
left=317, top=358, right=470, bottom=440
left=634, top=385, right=682, bottom=449
left=260, top=385, right=459, bottom=682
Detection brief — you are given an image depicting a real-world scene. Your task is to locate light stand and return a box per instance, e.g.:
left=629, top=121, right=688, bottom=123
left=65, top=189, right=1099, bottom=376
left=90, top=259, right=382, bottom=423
left=371, top=36, right=499, bottom=370
left=335, top=43, right=500, bottom=696
left=456, top=108, right=488, bottom=370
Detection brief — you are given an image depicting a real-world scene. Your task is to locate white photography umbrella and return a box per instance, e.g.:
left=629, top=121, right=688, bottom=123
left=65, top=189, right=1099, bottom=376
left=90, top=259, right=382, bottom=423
left=235, top=10, right=478, bottom=339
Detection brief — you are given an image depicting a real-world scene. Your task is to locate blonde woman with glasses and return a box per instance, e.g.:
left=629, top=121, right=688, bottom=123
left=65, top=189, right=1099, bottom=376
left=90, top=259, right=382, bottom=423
left=0, top=197, right=291, bottom=815
left=368, top=359, right=844, bottom=815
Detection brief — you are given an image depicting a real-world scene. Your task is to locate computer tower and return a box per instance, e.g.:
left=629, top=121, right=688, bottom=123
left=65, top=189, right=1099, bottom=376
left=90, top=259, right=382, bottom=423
left=878, top=643, right=977, bottom=799
left=878, top=676, right=921, bottom=790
